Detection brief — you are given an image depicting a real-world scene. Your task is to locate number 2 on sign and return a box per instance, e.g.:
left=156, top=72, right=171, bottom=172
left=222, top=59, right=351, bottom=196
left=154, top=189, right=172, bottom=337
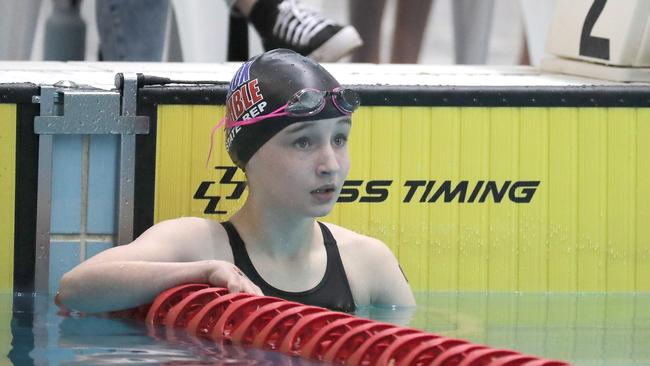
left=580, top=0, right=610, bottom=60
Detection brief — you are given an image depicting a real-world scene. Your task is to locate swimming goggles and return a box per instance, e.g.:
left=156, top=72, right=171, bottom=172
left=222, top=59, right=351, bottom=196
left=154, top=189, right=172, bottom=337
left=207, top=87, right=360, bottom=165
left=227, top=87, right=360, bottom=128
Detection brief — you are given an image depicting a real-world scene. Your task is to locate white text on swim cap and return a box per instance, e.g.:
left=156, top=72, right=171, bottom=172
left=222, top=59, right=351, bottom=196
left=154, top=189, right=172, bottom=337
left=240, top=101, right=267, bottom=120
left=224, top=101, right=267, bottom=152
left=225, top=125, right=242, bottom=152
left=226, top=78, right=264, bottom=122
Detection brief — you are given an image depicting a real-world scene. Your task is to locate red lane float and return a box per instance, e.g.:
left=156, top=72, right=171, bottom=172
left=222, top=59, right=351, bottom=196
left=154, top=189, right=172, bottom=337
left=279, top=311, right=353, bottom=355
left=300, top=317, right=373, bottom=360
left=187, top=292, right=253, bottom=338
left=212, top=295, right=284, bottom=341
left=136, top=284, right=572, bottom=366
left=345, top=326, right=423, bottom=365
left=323, top=322, right=396, bottom=363
left=230, top=301, right=302, bottom=344
left=145, top=283, right=209, bottom=326
left=458, top=348, right=521, bottom=366
left=252, top=305, right=328, bottom=350
left=165, top=287, right=230, bottom=328
left=431, top=342, right=488, bottom=366
left=403, top=337, right=470, bottom=366
left=373, top=332, right=442, bottom=366
left=488, top=355, right=538, bottom=366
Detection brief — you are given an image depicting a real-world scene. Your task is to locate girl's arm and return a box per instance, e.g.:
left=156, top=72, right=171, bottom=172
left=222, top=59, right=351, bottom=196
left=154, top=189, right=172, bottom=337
left=365, top=240, right=416, bottom=307
left=57, top=217, right=262, bottom=313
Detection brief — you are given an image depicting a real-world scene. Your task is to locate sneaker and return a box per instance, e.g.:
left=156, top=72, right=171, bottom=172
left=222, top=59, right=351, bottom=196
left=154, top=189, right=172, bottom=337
left=249, top=0, right=363, bottom=62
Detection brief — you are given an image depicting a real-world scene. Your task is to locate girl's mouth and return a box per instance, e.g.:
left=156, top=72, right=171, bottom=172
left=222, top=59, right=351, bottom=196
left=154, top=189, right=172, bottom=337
left=311, top=187, right=335, bottom=194
left=311, top=186, right=336, bottom=202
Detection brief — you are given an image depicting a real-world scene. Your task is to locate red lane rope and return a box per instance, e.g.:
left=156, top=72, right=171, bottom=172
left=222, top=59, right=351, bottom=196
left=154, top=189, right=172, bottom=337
left=126, top=284, right=572, bottom=366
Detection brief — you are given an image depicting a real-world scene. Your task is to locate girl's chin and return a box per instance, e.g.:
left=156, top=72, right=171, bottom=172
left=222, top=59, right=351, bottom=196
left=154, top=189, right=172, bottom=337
left=298, top=201, right=335, bottom=218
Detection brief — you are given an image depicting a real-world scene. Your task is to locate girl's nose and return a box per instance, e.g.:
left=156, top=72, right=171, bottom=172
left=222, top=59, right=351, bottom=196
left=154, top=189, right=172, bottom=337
left=317, top=145, right=340, bottom=176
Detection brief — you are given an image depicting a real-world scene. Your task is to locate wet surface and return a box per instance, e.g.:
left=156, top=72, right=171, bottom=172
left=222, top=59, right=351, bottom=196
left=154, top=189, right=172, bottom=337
left=1, top=292, right=649, bottom=365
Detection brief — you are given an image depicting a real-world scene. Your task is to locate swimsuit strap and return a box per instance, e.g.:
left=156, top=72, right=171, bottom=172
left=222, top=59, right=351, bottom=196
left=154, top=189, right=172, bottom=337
left=221, top=221, right=356, bottom=312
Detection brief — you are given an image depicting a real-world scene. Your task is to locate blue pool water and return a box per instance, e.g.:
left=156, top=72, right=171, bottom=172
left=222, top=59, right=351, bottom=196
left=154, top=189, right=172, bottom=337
left=1, top=292, right=649, bottom=365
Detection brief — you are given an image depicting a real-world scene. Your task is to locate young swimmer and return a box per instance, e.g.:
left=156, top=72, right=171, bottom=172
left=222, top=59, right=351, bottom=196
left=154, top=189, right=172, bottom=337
left=58, top=49, right=415, bottom=313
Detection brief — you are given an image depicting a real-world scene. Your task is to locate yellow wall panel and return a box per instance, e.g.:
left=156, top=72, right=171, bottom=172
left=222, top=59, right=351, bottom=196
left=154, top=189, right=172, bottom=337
left=364, top=107, right=400, bottom=255
left=0, top=294, right=11, bottom=366
left=154, top=105, right=649, bottom=292
left=487, top=108, right=519, bottom=291
left=458, top=108, right=490, bottom=290
left=155, top=106, right=190, bottom=222
left=517, top=108, right=549, bottom=292
left=155, top=105, right=247, bottom=222
left=427, top=108, right=460, bottom=291
left=190, top=106, right=217, bottom=217
left=547, top=108, right=578, bottom=291
left=0, top=104, right=15, bottom=366
left=0, top=104, right=16, bottom=294
left=606, top=109, right=637, bottom=291
left=637, top=109, right=650, bottom=291
left=577, top=109, right=608, bottom=291
left=339, top=104, right=373, bottom=237
left=398, top=107, right=432, bottom=289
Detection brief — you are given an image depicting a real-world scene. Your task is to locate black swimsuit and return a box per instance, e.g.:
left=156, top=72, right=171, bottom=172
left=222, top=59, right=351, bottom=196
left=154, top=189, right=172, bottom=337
left=221, top=221, right=356, bottom=313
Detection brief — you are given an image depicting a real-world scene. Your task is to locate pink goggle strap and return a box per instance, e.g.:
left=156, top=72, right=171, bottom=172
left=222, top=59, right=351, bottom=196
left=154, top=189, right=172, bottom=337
left=205, top=117, right=226, bottom=168
left=205, top=104, right=289, bottom=168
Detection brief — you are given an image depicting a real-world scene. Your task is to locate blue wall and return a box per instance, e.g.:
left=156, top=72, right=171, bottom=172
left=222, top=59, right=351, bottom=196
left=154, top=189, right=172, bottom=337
left=48, top=135, right=119, bottom=294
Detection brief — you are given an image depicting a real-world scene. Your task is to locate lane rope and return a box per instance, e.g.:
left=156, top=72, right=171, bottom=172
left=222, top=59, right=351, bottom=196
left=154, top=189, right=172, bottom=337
left=116, top=284, right=572, bottom=366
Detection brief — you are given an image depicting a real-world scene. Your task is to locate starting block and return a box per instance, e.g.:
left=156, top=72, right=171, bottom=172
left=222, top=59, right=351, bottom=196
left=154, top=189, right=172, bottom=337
left=542, top=0, right=650, bottom=82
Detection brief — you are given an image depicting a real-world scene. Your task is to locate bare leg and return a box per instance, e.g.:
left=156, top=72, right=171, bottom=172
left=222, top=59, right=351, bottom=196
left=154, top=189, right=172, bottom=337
left=519, top=0, right=555, bottom=66
left=234, top=0, right=257, bottom=16
left=390, top=0, right=434, bottom=64
left=0, top=0, right=41, bottom=60
left=349, top=0, right=387, bottom=63
left=518, top=32, right=530, bottom=65
left=452, top=0, right=494, bottom=64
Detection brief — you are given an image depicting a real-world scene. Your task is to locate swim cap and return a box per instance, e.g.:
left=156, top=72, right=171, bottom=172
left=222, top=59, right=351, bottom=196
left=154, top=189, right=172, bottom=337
left=224, top=48, right=346, bottom=169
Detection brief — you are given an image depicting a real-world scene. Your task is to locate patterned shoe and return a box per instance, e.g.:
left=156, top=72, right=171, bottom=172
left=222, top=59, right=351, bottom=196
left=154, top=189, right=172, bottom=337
left=249, top=0, right=363, bottom=62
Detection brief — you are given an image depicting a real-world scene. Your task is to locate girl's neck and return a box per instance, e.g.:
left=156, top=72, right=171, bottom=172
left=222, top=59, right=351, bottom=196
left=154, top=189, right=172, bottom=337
left=229, top=199, right=319, bottom=260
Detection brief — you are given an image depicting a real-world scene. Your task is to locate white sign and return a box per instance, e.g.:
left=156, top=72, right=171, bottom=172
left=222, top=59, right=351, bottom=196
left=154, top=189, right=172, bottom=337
left=546, top=0, right=650, bottom=67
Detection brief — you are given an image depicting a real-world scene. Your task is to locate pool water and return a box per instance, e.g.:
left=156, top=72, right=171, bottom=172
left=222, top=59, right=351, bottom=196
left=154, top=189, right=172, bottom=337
left=406, top=293, right=650, bottom=366
left=1, top=292, right=649, bottom=365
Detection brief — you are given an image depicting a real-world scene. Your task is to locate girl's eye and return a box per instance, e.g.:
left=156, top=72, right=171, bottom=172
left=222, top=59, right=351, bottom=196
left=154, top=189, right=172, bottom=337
left=333, top=134, right=348, bottom=147
left=294, top=137, right=311, bottom=149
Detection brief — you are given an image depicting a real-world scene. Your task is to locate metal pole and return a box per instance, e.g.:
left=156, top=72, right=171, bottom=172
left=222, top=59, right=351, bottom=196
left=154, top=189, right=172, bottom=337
left=33, top=87, right=57, bottom=293
left=117, top=74, right=138, bottom=245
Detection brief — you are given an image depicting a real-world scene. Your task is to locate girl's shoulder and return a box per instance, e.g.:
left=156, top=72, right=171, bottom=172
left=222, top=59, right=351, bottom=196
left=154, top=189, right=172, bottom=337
left=320, top=221, right=410, bottom=306
left=149, top=216, right=226, bottom=239
left=320, top=222, right=393, bottom=259
left=143, top=217, right=233, bottom=261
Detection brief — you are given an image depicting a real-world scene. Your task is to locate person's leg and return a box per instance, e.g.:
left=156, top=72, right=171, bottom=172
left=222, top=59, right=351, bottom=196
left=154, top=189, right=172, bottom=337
left=518, top=0, right=555, bottom=66
left=452, top=0, right=494, bottom=64
left=44, top=0, right=86, bottom=61
left=236, top=0, right=362, bottom=62
left=348, top=0, right=386, bottom=63
left=390, top=0, right=434, bottom=63
left=518, top=32, right=530, bottom=65
left=0, top=0, right=42, bottom=60
left=233, top=0, right=255, bottom=16
left=96, top=0, right=170, bottom=61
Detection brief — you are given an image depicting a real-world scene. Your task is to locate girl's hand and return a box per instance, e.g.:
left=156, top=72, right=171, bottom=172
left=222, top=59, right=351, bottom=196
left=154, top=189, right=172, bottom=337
left=204, top=260, right=263, bottom=296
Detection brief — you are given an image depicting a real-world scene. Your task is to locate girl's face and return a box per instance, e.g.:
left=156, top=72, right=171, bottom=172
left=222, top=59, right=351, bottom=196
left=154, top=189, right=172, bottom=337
left=245, top=117, right=352, bottom=217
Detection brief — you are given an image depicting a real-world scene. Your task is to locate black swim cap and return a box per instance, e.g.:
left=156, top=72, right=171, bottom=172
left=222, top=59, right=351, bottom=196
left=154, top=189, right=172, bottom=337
left=224, top=49, right=346, bottom=169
